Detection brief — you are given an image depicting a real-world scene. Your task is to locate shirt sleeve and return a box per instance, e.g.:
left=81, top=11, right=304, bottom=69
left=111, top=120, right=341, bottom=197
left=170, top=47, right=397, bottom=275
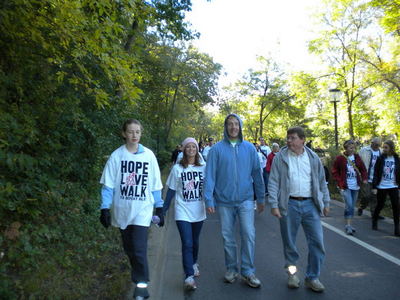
left=152, top=190, right=163, bottom=208
left=251, top=147, right=265, bottom=204
left=166, top=165, right=179, bottom=191
left=268, top=154, right=281, bottom=208
left=204, top=147, right=217, bottom=208
left=163, top=188, right=176, bottom=215
left=150, top=152, right=163, bottom=192
left=100, top=186, right=114, bottom=209
left=100, top=155, right=118, bottom=189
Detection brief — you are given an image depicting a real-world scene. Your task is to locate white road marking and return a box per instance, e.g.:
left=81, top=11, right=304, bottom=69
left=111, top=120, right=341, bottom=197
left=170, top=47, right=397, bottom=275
left=330, top=199, right=393, bottom=224
left=322, top=221, right=400, bottom=267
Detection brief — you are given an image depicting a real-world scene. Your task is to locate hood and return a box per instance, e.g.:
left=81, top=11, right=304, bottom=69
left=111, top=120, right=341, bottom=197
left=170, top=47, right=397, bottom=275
left=223, top=113, right=243, bottom=142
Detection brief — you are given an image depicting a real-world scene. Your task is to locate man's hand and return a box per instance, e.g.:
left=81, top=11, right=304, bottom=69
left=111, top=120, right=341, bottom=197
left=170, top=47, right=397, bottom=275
left=372, top=189, right=377, bottom=195
left=323, top=207, right=330, bottom=217
left=207, top=207, right=215, bottom=214
left=271, top=207, right=282, bottom=218
left=257, top=203, right=265, bottom=214
left=155, top=208, right=164, bottom=227
left=100, top=209, right=111, bottom=228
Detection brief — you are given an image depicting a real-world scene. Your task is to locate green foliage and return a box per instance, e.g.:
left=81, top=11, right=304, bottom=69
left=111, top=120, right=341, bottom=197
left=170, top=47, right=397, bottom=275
left=216, top=57, right=300, bottom=143
left=303, top=0, right=399, bottom=143
left=369, top=0, right=400, bottom=35
left=0, top=0, right=215, bottom=297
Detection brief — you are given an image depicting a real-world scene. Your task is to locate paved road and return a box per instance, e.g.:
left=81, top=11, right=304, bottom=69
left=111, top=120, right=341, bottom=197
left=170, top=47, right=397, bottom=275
left=149, top=200, right=400, bottom=300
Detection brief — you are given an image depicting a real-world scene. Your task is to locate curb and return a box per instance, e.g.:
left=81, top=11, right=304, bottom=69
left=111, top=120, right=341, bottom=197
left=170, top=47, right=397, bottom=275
left=124, top=207, right=172, bottom=299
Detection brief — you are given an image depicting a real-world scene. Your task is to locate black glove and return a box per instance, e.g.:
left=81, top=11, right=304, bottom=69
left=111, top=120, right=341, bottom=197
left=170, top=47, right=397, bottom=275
left=100, top=209, right=111, bottom=228
left=155, top=208, right=164, bottom=227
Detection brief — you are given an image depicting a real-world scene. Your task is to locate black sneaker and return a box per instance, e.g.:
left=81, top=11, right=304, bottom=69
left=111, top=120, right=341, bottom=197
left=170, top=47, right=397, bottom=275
left=378, top=216, right=385, bottom=220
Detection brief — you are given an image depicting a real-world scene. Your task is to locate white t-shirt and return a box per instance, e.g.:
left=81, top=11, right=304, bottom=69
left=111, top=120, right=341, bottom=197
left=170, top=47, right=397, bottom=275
left=202, top=146, right=212, bottom=161
left=368, top=150, right=380, bottom=182
left=100, top=145, right=163, bottom=229
left=260, top=145, right=271, bottom=157
left=166, top=164, right=206, bottom=222
left=257, top=152, right=266, bottom=169
left=346, top=155, right=359, bottom=190
left=377, top=156, right=398, bottom=189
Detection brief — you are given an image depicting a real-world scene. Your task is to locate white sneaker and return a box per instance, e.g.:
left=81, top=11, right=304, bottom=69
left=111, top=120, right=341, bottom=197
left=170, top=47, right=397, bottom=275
left=224, top=270, right=239, bottom=283
left=242, top=274, right=261, bottom=288
left=193, top=263, right=200, bottom=277
left=345, top=225, right=353, bottom=235
left=184, top=275, right=197, bottom=290
left=305, top=278, right=325, bottom=292
left=288, top=273, right=300, bottom=288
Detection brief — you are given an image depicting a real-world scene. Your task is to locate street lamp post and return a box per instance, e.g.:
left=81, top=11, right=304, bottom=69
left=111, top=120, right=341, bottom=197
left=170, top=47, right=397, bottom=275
left=329, top=87, right=341, bottom=150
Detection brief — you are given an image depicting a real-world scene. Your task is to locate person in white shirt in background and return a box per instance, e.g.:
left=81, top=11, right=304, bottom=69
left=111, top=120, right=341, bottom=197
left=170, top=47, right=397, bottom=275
left=254, top=143, right=267, bottom=170
left=259, top=137, right=271, bottom=195
left=358, top=137, right=381, bottom=217
left=254, top=143, right=267, bottom=209
left=202, top=137, right=214, bottom=161
left=99, top=119, right=163, bottom=300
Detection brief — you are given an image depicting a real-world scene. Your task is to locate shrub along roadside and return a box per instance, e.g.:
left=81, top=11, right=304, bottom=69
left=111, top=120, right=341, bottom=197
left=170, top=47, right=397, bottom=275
left=1, top=179, right=133, bottom=299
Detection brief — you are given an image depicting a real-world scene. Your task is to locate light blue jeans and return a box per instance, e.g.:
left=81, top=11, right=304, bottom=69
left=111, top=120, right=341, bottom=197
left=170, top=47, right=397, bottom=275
left=218, top=200, right=255, bottom=276
left=341, top=189, right=359, bottom=219
left=279, top=199, right=325, bottom=280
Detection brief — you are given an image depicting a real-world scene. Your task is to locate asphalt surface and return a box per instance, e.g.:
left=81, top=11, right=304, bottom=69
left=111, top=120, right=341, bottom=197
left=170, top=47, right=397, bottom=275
left=145, top=199, right=400, bottom=300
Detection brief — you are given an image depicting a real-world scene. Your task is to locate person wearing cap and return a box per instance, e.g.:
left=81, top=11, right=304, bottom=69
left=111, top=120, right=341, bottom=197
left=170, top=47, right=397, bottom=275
left=268, top=126, right=330, bottom=293
left=358, top=137, right=382, bottom=216
left=204, top=114, right=265, bottom=288
left=202, top=137, right=214, bottom=161
left=163, top=137, right=206, bottom=291
left=99, top=119, right=163, bottom=300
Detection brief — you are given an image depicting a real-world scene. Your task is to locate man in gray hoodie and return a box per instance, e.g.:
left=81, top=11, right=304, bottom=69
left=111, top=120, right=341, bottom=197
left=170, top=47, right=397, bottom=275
left=268, top=126, right=330, bottom=293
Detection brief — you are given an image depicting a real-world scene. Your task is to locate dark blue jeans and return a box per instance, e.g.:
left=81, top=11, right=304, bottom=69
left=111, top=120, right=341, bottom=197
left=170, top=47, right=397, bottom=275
left=176, top=220, right=204, bottom=278
left=120, top=225, right=149, bottom=283
left=264, top=170, right=270, bottom=194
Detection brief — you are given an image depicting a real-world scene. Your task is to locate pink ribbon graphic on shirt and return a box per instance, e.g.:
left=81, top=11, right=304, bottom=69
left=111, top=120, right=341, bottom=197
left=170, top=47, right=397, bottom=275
left=125, top=172, right=136, bottom=186
left=185, top=180, right=195, bottom=191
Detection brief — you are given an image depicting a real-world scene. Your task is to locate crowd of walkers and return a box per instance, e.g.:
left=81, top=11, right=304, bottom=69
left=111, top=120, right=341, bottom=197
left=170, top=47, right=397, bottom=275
left=98, top=116, right=399, bottom=299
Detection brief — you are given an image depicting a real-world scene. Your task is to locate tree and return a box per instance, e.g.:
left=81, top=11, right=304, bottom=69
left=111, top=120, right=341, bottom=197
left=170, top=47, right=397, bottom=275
left=308, top=0, right=383, bottom=139
left=136, top=42, right=221, bottom=157
left=216, top=57, right=303, bottom=143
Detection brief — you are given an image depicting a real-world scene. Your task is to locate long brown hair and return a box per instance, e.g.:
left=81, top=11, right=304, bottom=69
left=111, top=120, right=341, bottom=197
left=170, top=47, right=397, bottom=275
left=180, top=149, right=202, bottom=169
left=383, top=140, right=397, bottom=156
